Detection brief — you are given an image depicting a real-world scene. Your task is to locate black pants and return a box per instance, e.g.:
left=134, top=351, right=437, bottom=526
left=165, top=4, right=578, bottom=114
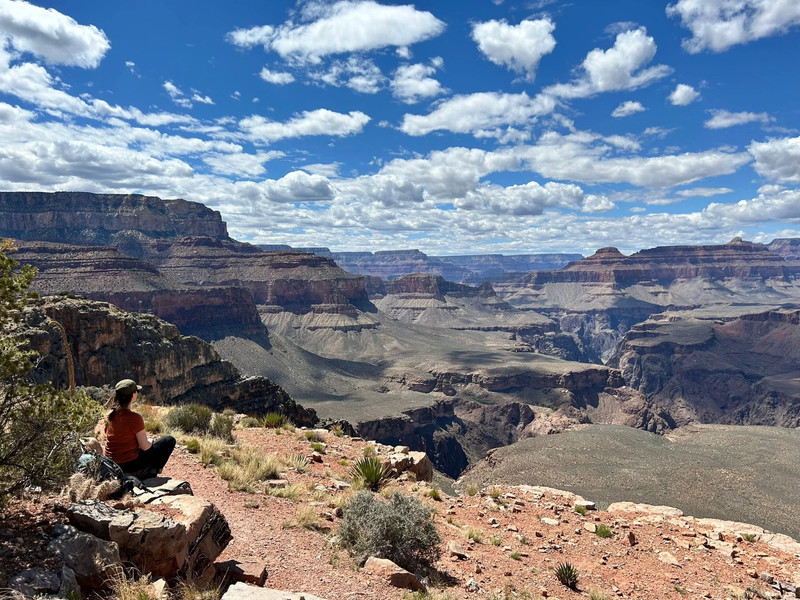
left=118, top=436, right=176, bottom=479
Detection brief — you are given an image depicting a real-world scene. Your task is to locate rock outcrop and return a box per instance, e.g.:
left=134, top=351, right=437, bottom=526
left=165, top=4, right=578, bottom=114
left=17, top=296, right=316, bottom=422
left=611, top=308, right=800, bottom=427
left=0, top=191, right=228, bottom=251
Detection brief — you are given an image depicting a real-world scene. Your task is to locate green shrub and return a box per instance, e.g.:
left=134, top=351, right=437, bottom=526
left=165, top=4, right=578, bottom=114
left=185, top=438, right=201, bottom=454
left=166, top=403, right=213, bottom=434
left=465, top=527, right=483, bottom=543
left=0, top=244, right=101, bottom=503
left=553, top=562, right=579, bottom=589
left=428, top=487, right=442, bottom=501
left=595, top=524, right=613, bottom=538
left=261, top=412, right=288, bottom=428
left=209, top=413, right=235, bottom=442
left=466, top=483, right=479, bottom=496
left=742, top=532, right=757, bottom=542
left=350, top=456, right=388, bottom=491
left=239, top=416, right=261, bottom=428
left=574, top=504, right=587, bottom=516
left=510, top=551, right=521, bottom=561
left=310, top=441, right=326, bottom=453
left=338, top=491, right=441, bottom=572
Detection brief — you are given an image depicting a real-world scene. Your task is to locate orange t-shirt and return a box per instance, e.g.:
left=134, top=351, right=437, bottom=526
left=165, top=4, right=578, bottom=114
left=104, top=408, right=145, bottom=464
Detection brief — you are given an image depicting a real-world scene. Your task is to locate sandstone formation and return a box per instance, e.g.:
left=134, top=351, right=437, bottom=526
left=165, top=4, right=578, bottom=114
left=611, top=307, right=800, bottom=427
left=494, top=238, right=800, bottom=360
left=17, top=296, right=315, bottom=421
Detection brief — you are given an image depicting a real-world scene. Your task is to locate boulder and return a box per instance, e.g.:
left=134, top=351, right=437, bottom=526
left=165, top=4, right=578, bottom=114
left=215, top=559, right=268, bottom=586
left=48, top=524, right=121, bottom=588
left=152, top=494, right=233, bottom=583
left=363, top=556, right=425, bottom=591
left=109, top=507, right=188, bottom=578
left=221, top=582, right=329, bottom=600
left=8, top=567, right=60, bottom=597
left=406, top=451, right=433, bottom=482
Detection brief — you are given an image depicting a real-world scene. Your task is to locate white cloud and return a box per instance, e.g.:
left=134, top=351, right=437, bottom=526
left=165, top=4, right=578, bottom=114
left=512, top=131, right=751, bottom=187
left=0, top=0, right=109, bottom=68
left=612, top=101, right=645, bottom=118
left=191, top=93, right=214, bottom=105
left=669, top=83, right=700, bottom=105
left=667, top=0, right=800, bottom=53
left=203, top=150, right=284, bottom=178
left=675, top=187, right=733, bottom=197
left=261, top=1, right=445, bottom=62
left=163, top=81, right=193, bottom=108
left=546, top=27, right=671, bottom=99
left=238, top=108, right=370, bottom=144
left=263, top=170, right=334, bottom=203
left=704, top=109, right=772, bottom=129
left=457, top=181, right=614, bottom=215
left=471, top=18, right=556, bottom=81
left=401, top=91, right=555, bottom=136
left=390, top=61, right=445, bottom=104
left=749, top=135, right=800, bottom=182
left=309, top=56, right=384, bottom=93
left=259, top=67, right=295, bottom=85
left=226, top=25, right=274, bottom=49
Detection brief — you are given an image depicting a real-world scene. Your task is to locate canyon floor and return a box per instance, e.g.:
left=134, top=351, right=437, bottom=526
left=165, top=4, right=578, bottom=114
left=6, top=425, right=798, bottom=600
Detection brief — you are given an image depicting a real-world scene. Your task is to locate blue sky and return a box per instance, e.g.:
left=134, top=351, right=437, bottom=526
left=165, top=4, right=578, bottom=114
left=0, top=0, right=799, bottom=255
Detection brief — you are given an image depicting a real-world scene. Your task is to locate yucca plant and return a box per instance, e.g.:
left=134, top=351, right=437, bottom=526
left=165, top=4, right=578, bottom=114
left=553, top=562, right=579, bottom=590
left=261, top=412, right=288, bottom=428
left=350, top=456, right=389, bottom=491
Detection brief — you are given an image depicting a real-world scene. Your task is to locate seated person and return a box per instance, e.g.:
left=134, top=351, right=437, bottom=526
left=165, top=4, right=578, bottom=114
left=104, top=379, right=175, bottom=480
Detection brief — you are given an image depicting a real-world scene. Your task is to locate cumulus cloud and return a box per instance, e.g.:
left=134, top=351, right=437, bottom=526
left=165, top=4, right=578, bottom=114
left=400, top=91, right=555, bottom=136
left=191, top=93, right=214, bottom=105
left=309, top=56, right=384, bottom=93
left=669, top=83, right=700, bottom=105
left=263, top=170, right=334, bottom=203
left=704, top=109, right=772, bottom=129
left=232, top=1, right=445, bottom=63
left=749, top=135, right=800, bottom=182
left=667, top=0, right=800, bottom=53
left=546, top=28, right=671, bottom=99
left=390, top=60, right=445, bottom=104
left=202, top=150, right=284, bottom=178
left=260, top=67, right=295, bottom=85
left=471, top=18, right=556, bottom=81
left=0, top=0, right=109, bottom=68
left=512, top=130, right=751, bottom=187
left=458, top=181, right=613, bottom=215
left=238, top=108, right=370, bottom=144
left=612, top=100, right=645, bottom=117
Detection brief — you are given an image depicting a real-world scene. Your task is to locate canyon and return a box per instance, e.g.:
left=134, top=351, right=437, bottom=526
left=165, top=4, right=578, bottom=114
left=5, top=191, right=800, bottom=493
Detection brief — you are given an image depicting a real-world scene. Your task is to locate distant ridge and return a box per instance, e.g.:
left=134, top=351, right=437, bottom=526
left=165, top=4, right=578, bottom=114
left=259, top=245, right=582, bottom=283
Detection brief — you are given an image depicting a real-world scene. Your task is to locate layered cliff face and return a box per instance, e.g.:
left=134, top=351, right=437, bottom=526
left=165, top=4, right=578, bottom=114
left=148, top=237, right=371, bottom=313
left=11, top=241, right=264, bottom=337
left=611, top=308, right=800, bottom=428
left=0, top=191, right=228, bottom=253
left=495, top=239, right=800, bottom=361
left=17, top=296, right=315, bottom=424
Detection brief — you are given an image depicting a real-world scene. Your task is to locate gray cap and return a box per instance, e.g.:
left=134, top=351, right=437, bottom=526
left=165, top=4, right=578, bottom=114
left=114, top=379, right=142, bottom=394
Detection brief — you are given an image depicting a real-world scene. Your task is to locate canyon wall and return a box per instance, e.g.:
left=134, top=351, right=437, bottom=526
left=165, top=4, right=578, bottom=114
left=18, top=296, right=316, bottom=424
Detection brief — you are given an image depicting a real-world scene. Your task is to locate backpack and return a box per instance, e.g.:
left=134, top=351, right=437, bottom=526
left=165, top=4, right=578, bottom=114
left=76, top=451, right=150, bottom=499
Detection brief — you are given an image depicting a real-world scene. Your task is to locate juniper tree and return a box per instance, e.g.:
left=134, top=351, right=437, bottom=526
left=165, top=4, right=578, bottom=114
left=0, top=240, right=100, bottom=503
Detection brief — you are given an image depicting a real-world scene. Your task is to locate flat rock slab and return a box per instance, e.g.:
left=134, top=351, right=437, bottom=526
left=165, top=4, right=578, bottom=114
left=216, top=559, right=268, bottom=586
left=221, top=582, right=328, bottom=600
left=137, top=477, right=194, bottom=503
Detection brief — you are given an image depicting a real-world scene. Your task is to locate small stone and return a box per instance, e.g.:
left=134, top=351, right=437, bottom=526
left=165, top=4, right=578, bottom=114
left=465, top=578, right=480, bottom=592
left=541, top=518, right=559, bottom=527
left=657, top=551, right=681, bottom=567
left=574, top=500, right=596, bottom=511
left=584, top=523, right=597, bottom=533
left=627, top=531, right=637, bottom=546
left=760, top=573, right=775, bottom=584
left=539, top=587, right=548, bottom=597
left=311, top=452, right=324, bottom=463
left=447, top=540, right=469, bottom=560
left=506, top=525, right=518, bottom=532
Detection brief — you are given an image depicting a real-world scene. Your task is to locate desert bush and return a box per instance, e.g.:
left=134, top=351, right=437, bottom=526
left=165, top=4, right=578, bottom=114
left=197, top=436, right=227, bottom=467
left=0, top=243, right=101, bottom=504
left=209, top=412, right=235, bottom=442
left=261, top=412, right=288, bottom=428
left=466, top=483, right=479, bottom=496
left=283, top=505, right=320, bottom=530
left=310, top=441, right=326, bottom=453
left=465, top=526, right=483, bottom=543
left=553, top=562, right=579, bottom=589
left=266, top=483, right=302, bottom=500
left=588, top=591, right=611, bottom=600
left=338, top=491, right=441, bottom=572
left=166, top=403, right=213, bottom=435
left=574, top=504, right=587, bottom=515
left=185, top=438, right=201, bottom=454
left=595, top=524, right=613, bottom=538
left=428, top=487, right=442, bottom=501
left=239, top=416, right=260, bottom=428
left=284, top=453, right=309, bottom=473
left=350, top=456, right=388, bottom=491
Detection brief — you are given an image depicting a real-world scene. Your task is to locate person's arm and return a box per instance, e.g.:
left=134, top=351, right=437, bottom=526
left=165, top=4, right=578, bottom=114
left=135, top=429, right=152, bottom=451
